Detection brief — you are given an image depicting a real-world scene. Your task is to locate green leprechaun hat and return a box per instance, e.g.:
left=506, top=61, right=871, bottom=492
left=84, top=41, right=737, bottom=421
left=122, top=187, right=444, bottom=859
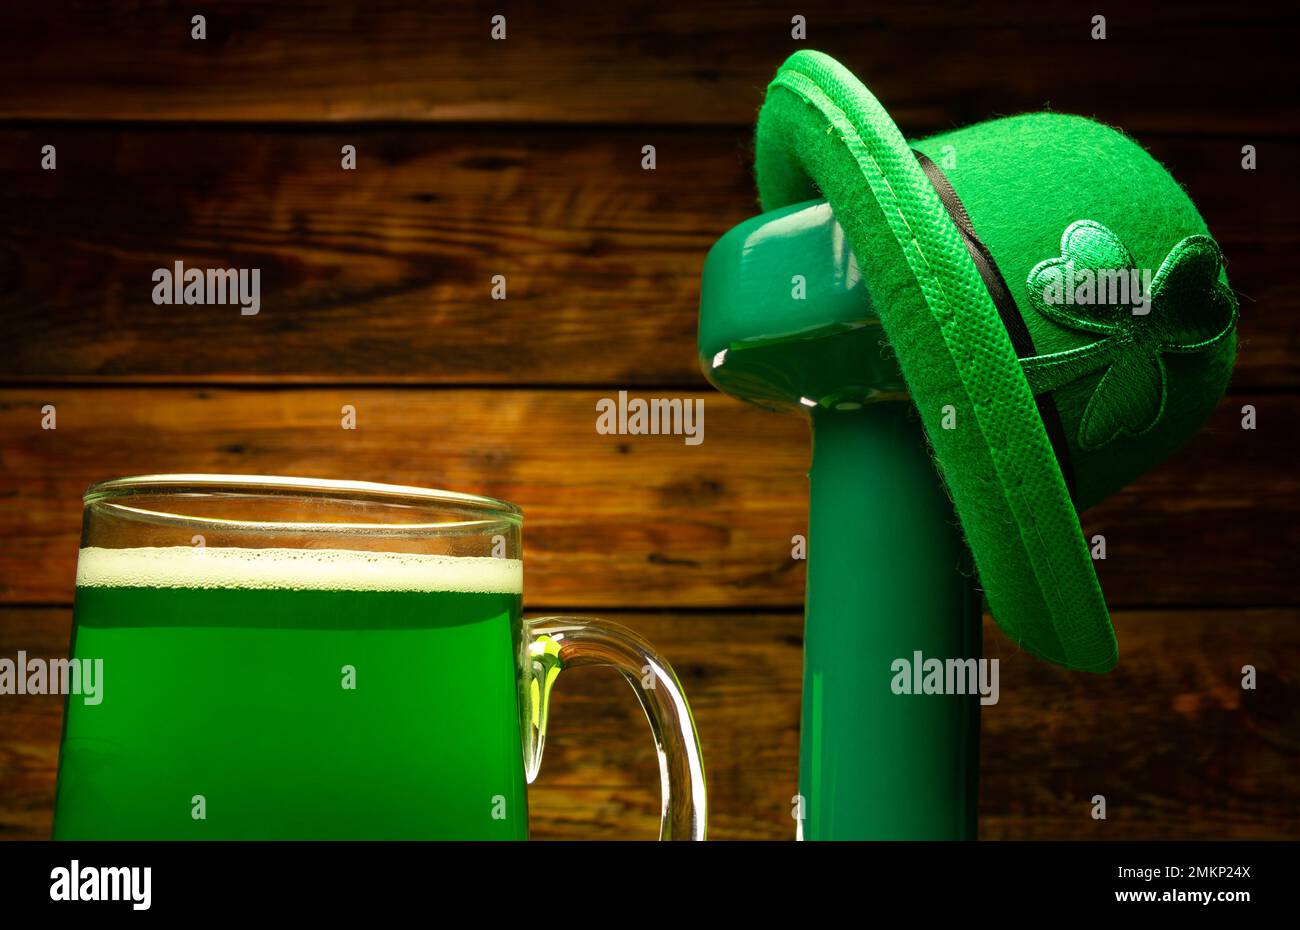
left=755, top=51, right=1238, bottom=672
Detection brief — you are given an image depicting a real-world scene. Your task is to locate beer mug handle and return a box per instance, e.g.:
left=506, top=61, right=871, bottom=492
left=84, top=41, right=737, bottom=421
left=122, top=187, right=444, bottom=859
left=524, top=617, right=707, bottom=840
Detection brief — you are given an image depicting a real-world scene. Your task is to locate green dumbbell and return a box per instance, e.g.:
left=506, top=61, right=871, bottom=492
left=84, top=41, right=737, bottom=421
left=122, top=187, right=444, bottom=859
left=700, top=200, right=982, bottom=839
left=699, top=50, right=1236, bottom=840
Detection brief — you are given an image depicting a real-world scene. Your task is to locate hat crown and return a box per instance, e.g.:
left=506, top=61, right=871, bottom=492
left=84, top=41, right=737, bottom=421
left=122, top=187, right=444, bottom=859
left=914, top=115, right=1238, bottom=509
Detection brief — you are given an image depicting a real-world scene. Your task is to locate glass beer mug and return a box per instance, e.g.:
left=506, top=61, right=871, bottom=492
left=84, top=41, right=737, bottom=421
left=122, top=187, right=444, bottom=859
left=54, top=475, right=706, bottom=840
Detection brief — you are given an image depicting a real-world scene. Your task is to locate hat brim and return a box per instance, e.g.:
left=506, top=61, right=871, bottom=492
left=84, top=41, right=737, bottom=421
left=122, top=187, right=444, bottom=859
left=755, top=51, right=1117, bottom=672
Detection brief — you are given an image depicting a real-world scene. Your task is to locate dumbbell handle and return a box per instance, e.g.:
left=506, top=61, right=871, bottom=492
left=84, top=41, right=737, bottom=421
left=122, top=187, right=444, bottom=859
left=800, top=403, right=982, bottom=839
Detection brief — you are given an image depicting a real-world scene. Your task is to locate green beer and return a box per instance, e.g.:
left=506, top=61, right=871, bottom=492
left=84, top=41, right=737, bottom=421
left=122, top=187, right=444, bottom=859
left=57, top=475, right=706, bottom=840
left=54, top=546, right=528, bottom=839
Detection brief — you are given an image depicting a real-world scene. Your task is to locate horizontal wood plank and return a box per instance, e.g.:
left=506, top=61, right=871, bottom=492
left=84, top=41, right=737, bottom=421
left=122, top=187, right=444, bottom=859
left=3, top=128, right=1296, bottom=387
left=2, top=607, right=1295, bottom=840
left=0, top=2, right=1294, bottom=132
left=0, top=388, right=1294, bottom=608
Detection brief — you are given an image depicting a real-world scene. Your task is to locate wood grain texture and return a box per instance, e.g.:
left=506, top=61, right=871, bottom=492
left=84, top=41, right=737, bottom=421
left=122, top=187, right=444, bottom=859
left=2, top=0, right=1294, bottom=844
left=1, top=1, right=1295, bottom=131
left=3, top=128, right=1296, bottom=387
left=0, top=388, right=1294, bottom=608
left=3, top=607, right=1295, bottom=840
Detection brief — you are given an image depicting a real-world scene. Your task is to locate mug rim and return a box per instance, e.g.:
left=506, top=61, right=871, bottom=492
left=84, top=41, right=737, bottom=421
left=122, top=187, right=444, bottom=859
left=83, top=474, right=523, bottom=523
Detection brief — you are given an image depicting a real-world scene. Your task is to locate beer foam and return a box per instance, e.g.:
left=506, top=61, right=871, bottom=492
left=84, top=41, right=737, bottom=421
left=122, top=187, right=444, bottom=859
left=76, top=546, right=522, bottom=594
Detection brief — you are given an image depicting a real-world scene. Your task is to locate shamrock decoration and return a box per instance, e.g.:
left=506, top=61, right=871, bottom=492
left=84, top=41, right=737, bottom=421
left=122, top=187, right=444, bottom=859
left=1022, top=220, right=1237, bottom=451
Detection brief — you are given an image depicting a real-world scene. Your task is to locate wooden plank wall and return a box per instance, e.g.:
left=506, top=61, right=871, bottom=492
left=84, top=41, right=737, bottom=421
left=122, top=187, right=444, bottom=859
left=1, top=1, right=1297, bottom=840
